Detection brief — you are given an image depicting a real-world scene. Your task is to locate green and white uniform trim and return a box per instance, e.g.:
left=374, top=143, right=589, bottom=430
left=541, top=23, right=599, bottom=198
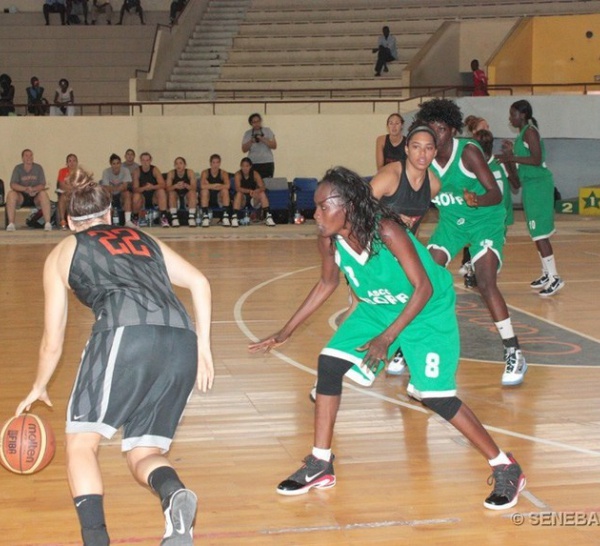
left=325, top=231, right=460, bottom=399
left=514, top=124, right=555, bottom=240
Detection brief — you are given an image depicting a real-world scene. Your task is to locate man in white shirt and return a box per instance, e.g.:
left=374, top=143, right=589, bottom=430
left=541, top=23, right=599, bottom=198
left=373, top=26, right=398, bottom=77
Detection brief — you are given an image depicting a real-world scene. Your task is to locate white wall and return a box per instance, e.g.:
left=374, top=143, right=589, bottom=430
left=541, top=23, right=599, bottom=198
left=1, top=95, right=598, bottom=199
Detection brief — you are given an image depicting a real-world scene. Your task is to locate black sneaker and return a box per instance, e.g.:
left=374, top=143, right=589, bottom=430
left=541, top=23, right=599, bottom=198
left=483, top=453, right=526, bottom=510
left=464, top=272, right=477, bottom=288
left=277, top=454, right=336, bottom=496
left=530, top=273, right=550, bottom=290
left=161, top=489, right=197, bottom=545
left=539, top=276, right=564, bottom=297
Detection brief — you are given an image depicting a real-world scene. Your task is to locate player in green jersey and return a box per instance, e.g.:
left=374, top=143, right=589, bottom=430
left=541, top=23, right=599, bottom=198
left=497, top=99, right=565, bottom=297
left=249, top=166, right=525, bottom=510
left=416, top=98, right=527, bottom=387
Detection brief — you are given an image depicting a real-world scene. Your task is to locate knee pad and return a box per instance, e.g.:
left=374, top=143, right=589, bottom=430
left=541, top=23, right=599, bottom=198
left=421, top=396, right=462, bottom=421
left=316, top=354, right=353, bottom=396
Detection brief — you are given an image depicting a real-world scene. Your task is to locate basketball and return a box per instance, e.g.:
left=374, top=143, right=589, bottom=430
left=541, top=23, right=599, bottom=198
left=0, top=414, right=56, bottom=475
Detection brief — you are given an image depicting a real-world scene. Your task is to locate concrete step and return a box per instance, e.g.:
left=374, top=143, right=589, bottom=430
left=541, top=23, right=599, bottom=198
left=232, top=34, right=428, bottom=50
left=226, top=47, right=417, bottom=64
left=166, top=81, right=217, bottom=91
left=218, top=62, right=402, bottom=79
left=236, top=19, right=440, bottom=37
left=172, top=66, right=222, bottom=76
left=180, top=51, right=229, bottom=61
left=187, top=37, right=234, bottom=47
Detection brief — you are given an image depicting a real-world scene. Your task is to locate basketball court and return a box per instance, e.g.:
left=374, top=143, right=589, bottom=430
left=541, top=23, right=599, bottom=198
left=1, top=211, right=599, bottom=545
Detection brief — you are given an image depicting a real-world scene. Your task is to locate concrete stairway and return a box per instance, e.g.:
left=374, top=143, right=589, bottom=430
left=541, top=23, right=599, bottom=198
left=163, top=0, right=251, bottom=99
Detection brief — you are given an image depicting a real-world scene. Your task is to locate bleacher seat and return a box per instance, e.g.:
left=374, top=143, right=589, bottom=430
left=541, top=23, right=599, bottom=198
left=292, top=177, right=318, bottom=219
left=264, top=177, right=292, bottom=224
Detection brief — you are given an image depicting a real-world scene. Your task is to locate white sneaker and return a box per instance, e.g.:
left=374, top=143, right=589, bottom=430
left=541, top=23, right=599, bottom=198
left=502, top=347, right=527, bottom=386
left=386, top=350, right=406, bottom=376
left=44, top=222, right=52, bottom=231
left=171, top=216, right=180, bottom=227
left=222, top=215, right=231, bottom=227
left=125, top=220, right=136, bottom=228
left=201, top=215, right=210, bottom=228
left=309, top=381, right=317, bottom=403
left=188, top=215, right=196, bottom=227
left=231, top=216, right=239, bottom=228
left=539, top=276, right=564, bottom=297
left=6, top=223, right=16, bottom=232
left=458, top=261, right=471, bottom=276
left=265, top=213, right=276, bottom=227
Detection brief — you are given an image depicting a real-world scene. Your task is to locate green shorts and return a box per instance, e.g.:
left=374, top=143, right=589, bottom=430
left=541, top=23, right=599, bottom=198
left=428, top=210, right=505, bottom=270
left=521, top=174, right=555, bottom=240
left=322, top=299, right=459, bottom=398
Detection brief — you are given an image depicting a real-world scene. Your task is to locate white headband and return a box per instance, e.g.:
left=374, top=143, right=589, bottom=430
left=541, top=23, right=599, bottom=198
left=70, top=206, right=111, bottom=222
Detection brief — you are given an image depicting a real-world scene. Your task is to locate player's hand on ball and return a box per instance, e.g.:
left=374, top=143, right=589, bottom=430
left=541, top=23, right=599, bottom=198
left=15, top=387, right=52, bottom=418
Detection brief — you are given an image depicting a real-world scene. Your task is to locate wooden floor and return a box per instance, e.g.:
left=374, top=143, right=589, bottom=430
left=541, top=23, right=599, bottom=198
left=1, top=212, right=599, bottom=545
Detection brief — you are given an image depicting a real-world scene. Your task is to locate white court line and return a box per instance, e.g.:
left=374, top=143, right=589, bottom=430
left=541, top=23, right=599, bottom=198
left=454, top=283, right=600, bottom=346
left=234, top=266, right=600, bottom=457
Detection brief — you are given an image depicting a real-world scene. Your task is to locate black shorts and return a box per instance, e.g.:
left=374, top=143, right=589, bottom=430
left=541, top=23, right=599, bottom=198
left=143, top=190, right=155, bottom=209
left=66, top=325, right=197, bottom=452
left=208, top=189, right=221, bottom=209
left=19, top=193, right=37, bottom=208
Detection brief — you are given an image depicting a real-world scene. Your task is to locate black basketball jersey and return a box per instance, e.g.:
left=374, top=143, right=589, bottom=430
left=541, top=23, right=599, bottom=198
left=379, top=159, right=431, bottom=233
left=138, top=166, right=158, bottom=186
left=69, top=225, right=194, bottom=333
left=383, top=135, right=407, bottom=164
left=172, top=169, right=191, bottom=185
left=238, top=170, right=257, bottom=191
left=207, top=169, right=224, bottom=184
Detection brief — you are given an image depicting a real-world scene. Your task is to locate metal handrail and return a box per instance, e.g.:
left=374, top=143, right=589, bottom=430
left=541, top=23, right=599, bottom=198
left=5, top=81, right=598, bottom=117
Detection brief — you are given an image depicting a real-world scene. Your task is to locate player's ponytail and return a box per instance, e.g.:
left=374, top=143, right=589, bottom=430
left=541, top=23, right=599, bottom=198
left=67, top=169, right=111, bottom=223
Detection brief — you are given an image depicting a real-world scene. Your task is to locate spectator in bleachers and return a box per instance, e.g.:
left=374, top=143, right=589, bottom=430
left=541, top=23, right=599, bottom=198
left=101, top=153, right=135, bottom=227
left=232, top=158, right=275, bottom=228
left=43, top=0, right=67, bottom=25
left=132, top=152, right=170, bottom=227
left=6, top=149, right=52, bottom=232
left=166, top=157, right=198, bottom=227
left=50, top=78, right=76, bottom=116
left=67, top=0, right=89, bottom=25
left=56, top=153, right=79, bottom=230
left=91, top=0, right=113, bottom=24
left=123, top=148, right=139, bottom=175
left=471, top=59, right=489, bottom=96
left=26, top=76, right=49, bottom=116
left=169, top=0, right=188, bottom=25
left=241, top=113, right=277, bottom=179
left=373, top=26, right=397, bottom=77
left=0, top=73, right=15, bottom=116
left=199, top=154, right=232, bottom=227
left=117, top=0, right=144, bottom=25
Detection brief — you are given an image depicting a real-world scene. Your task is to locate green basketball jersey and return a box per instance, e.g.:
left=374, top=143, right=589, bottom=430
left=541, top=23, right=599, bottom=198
left=430, top=138, right=504, bottom=224
left=514, top=123, right=552, bottom=181
left=333, top=230, right=454, bottom=319
left=488, top=156, right=513, bottom=227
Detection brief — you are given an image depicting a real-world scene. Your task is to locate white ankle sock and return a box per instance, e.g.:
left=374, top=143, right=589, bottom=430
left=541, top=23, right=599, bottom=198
left=495, top=318, right=515, bottom=341
left=312, top=447, right=331, bottom=462
left=488, top=451, right=511, bottom=467
left=541, top=254, right=558, bottom=278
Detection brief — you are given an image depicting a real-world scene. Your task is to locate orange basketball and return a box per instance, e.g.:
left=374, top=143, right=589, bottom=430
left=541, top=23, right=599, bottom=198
left=0, top=414, right=56, bottom=475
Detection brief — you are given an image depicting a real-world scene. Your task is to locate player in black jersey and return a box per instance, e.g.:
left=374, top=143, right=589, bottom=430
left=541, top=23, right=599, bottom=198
left=375, top=113, right=407, bottom=170
left=199, top=154, right=232, bottom=227
left=132, top=152, right=170, bottom=227
left=16, top=170, right=213, bottom=546
left=166, top=156, right=198, bottom=227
